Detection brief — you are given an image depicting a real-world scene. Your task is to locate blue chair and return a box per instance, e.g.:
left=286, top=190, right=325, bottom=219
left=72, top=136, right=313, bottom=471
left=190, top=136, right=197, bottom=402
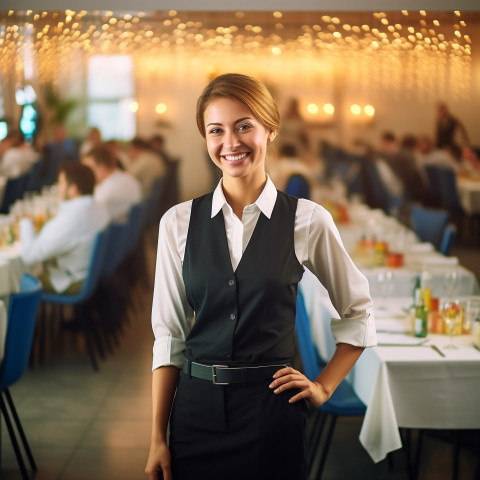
left=363, top=161, right=403, bottom=216
left=285, top=174, right=311, bottom=199
left=40, top=229, right=110, bottom=370
left=295, top=289, right=366, bottom=479
left=409, top=205, right=451, bottom=252
left=440, top=222, right=458, bottom=256
left=0, top=274, right=42, bottom=480
left=144, top=176, right=165, bottom=230
left=0, top=173, right=29, bottom=214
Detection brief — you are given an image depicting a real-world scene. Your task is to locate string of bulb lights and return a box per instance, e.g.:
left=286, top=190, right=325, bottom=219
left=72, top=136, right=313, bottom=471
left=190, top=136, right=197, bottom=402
left=0, top=9, right=475, bottom=102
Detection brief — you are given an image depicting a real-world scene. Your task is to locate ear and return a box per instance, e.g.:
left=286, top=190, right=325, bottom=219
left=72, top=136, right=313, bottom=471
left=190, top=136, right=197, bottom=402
left=268, top=131, right=277, bottom=143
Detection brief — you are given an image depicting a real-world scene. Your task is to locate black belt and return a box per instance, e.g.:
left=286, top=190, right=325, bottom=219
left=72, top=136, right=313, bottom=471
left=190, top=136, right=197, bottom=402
left=182, top=358, right=289, bottom=385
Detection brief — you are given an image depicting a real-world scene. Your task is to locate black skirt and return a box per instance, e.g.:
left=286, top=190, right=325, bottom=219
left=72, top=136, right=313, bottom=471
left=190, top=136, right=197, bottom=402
left=169, top=372, right=308, bottom=480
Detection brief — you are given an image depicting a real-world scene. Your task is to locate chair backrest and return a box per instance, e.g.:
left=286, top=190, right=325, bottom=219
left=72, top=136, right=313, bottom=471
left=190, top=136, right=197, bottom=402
left=79, top=229, right=111, bottom=299
left=436, top=167, right=464, bottom=212
left=363, top=161, right=403, bottom=215
left=124, top=200, right=148, bottom=255
left=440, top=222, right=457, bottom=256
left=100, top=222, right=130, bottom=278
left=0, top=175, right=24, bottom=214
left=410, top=205, right=450, bottom=251
left=44, top=229, right=109, bottom=302
left=285, top=174, right=311, bottom=199
left=0, top=274, right=42, bottom=389
left=424, top=164, right=442, bottom=207
left=295, top=290, right=325, bottom=381
left=144, top=176, right=165, bottom=228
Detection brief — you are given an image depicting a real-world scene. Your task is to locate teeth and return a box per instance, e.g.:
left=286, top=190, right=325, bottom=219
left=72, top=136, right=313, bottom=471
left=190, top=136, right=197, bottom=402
left=224, top=153, right=248, bottom=161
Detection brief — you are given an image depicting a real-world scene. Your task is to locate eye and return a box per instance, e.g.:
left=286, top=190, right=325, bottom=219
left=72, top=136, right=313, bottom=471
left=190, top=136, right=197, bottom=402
left=208, top=127, right=222, bottom=135
left=237, top=123, right=253, bottom=132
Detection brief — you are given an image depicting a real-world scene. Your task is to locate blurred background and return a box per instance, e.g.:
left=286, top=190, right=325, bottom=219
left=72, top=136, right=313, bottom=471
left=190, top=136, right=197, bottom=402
left=0, top=7, right=478, bottom=200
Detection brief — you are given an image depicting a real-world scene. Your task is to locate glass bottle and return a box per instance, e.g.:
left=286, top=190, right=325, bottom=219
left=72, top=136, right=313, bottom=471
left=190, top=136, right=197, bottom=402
left=414, top=288, right=428, bottom=338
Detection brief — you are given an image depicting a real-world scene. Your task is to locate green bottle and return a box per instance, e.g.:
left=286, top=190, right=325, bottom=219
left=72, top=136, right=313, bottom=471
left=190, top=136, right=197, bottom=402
left=414, top=288, right=428, bottom=338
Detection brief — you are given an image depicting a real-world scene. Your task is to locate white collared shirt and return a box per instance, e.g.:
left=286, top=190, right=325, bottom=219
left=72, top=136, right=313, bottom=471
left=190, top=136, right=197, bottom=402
left=94, top=170, right=142, bottom=223
left=151, top=176, right=376, bottom=370
left=20, top=195, right=109, bottom=293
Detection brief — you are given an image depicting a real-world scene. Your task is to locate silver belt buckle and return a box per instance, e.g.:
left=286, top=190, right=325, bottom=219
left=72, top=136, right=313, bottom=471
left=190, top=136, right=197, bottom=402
left=212, top=365, right=229, bottom=385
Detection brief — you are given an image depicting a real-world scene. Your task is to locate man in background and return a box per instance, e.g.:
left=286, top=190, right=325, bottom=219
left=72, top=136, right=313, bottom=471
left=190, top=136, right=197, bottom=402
left=82, top=144, right=141, bottom=223
left=20, top=162, right=109, bottom=293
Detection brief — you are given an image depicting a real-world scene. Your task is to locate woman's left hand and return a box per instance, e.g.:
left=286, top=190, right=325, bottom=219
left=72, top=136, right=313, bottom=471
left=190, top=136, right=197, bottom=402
left=269, top=366, right=330, bottom=407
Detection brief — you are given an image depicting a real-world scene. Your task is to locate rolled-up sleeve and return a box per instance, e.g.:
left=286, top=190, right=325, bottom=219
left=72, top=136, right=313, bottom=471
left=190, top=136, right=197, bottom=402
left=300, top=201, right=377, bottom=348
left=151, top=202, right=194, bottom=370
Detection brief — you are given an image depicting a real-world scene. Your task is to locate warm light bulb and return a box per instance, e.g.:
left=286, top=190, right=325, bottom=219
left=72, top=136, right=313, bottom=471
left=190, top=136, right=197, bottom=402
left=155, top=103, right=167, bottom=114
left=129, top=101, right=139, bottom=112
left=323, top=103, right=335, bottom=115
left=350, top=104, right=361, bottom=115
left=307, top=103, right=319, bottom=114
left=364, top=105, right=375, bottom=117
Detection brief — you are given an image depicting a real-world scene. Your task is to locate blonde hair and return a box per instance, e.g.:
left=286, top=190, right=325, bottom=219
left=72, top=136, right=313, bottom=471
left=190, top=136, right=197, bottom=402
left=196, top=73, right=280, bottom=138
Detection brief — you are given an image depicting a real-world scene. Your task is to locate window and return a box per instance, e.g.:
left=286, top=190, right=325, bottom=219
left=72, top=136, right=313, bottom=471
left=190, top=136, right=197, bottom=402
left=87, top=55, right=135, bottom=141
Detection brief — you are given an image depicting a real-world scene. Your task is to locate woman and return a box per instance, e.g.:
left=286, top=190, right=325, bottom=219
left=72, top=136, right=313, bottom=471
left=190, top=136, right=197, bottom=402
left=145, top=73, right=376, bottom=480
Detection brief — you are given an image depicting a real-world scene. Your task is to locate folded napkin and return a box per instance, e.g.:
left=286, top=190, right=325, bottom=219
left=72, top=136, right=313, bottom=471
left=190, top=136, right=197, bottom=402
left=406, top=243, right=434, bottom=253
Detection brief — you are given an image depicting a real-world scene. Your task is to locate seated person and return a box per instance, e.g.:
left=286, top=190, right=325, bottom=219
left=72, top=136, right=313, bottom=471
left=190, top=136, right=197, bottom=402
left=82, top=144, right=142, bottom=223
left=127, top=137, right=165, bottom=196
left=0, top=130, right=39, bottom=178
left=20, top=163, right=109, bottom=294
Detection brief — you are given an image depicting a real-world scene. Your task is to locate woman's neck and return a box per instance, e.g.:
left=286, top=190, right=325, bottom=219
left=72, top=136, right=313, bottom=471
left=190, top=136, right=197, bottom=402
left=222, top=174, right=267, bottom=220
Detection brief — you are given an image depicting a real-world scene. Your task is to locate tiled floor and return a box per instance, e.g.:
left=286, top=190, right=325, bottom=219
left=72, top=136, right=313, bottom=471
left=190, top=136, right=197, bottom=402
left=1, top=242, right=479, bottom=480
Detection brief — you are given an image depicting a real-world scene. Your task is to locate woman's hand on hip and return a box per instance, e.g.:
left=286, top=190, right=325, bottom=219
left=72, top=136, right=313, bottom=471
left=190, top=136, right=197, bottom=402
left=269, top=366, right=330, bottom=408
left=145, top=440, right=172, bottom=480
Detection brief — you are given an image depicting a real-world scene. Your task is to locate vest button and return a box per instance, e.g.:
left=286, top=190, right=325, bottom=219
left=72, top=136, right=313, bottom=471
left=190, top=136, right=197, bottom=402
left=228, top=279, right=235, bottom=287
left=230, top=313, right=236, bottom=320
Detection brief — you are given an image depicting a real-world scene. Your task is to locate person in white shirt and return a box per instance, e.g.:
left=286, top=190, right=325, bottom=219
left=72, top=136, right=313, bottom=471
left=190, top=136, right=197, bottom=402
left=79, top=126, right=102, bottom=158
left=127, top=137, right=165, bottom=196
left=0, top=130, right=39, bottom=178
left=20, top=163, right=109, bottom=294
left=82, top=144, right=141, bottom=223
left=145, top=73, right=376, bottom=480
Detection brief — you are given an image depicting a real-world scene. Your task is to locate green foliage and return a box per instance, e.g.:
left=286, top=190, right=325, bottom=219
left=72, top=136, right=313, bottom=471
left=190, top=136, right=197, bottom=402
left=44, top=83, right=77, bottom=123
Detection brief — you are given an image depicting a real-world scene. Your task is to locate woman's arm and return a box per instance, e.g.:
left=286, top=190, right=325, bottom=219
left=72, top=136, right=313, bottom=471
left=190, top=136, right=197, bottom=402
left=269, top=343, right=364, bottom=406
left=145, top=366, right=180, bottom=480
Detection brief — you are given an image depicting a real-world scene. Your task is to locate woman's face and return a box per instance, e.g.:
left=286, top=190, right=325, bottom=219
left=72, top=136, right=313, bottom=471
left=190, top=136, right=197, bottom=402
left=203, top=97, right=275, bottom=183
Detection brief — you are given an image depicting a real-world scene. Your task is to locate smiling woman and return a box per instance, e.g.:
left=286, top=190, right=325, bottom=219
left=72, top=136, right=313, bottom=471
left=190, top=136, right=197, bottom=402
left=146, top=73, right=376, bottom=480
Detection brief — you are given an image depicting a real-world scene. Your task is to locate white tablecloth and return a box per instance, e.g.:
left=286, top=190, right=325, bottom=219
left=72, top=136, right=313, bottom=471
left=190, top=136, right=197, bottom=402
left=458, top=177, right=480, bottom=215
left=0, top=243, right=24, bottom=297
left=0, top=300, right=6, bottom=362
left=300, top=270, right=480, bottom=463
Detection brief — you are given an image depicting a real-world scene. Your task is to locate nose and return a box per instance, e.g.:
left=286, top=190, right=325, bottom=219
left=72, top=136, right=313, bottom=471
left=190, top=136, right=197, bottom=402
left=224, top=130, right=240, bottom=150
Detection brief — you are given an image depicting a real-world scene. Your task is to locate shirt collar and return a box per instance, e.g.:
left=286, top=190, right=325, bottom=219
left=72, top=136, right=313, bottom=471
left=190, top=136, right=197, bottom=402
left=211, top=175, right=277, bottom=219
left=58, top=195, right=93, bottom=212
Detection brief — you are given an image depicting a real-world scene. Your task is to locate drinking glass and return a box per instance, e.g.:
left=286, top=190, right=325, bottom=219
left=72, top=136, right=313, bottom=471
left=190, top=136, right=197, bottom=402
left=443, top=270, right=458, bottom=299
left=464, top=298, right=480, bottom=335
left=442, top=299, right=461, bottom=349
left=376, top=270, right=394, bottom=309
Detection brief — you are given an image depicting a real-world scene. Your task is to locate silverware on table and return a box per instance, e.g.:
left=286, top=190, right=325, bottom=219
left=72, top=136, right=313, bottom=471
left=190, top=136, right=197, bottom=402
left=430, top=344, right=446, bottom=357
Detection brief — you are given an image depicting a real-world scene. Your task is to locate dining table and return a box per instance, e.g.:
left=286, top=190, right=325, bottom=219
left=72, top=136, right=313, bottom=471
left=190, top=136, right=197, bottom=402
left=299, top=269, right=480, bottom=463
left=0, top=242, right=24, bottom=298
left=457, top=175, right=480, bottom=216
left=334, top=203, right=480, bottom=298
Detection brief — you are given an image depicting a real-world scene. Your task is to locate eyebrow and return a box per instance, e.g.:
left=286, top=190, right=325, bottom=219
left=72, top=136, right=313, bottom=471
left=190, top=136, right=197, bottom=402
left=206, top=117, right=253, bottom=128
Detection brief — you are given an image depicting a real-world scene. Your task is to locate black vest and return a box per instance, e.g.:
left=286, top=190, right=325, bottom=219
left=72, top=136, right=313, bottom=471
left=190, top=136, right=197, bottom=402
left=182, top=190, right=304, bottom=366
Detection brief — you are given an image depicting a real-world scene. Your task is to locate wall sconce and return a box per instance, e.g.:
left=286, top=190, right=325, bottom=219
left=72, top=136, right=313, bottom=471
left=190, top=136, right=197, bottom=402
left=350, top=103, right=375, bottom=125
left=306, top=102, right=335, bottom=128
left=155, top=102, right=167, bottom=114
